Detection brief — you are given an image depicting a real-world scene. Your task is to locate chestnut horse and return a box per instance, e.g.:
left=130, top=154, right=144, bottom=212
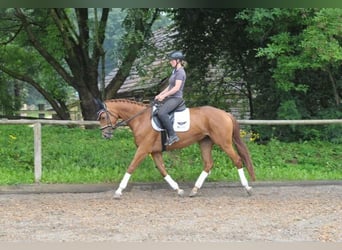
left=96, top=99, right=255, bottom=199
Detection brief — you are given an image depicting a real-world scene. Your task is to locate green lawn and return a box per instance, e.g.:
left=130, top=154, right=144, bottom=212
left=0, top=125, right=341, bottom=185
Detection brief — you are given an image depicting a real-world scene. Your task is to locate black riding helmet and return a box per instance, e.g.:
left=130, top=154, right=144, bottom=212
left=168, top=51, right=185, bottom=61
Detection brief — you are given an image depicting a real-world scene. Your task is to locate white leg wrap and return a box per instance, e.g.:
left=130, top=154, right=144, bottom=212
left=164, top=175, right=179, bottom=190
left=195, top=171, right=209, bottom=189
left=238, top=168, right=249, bottom=188
left=119, top=172, right=131, bottom=190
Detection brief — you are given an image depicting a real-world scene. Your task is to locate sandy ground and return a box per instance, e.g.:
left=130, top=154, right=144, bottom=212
left=0, top=182, right=341, bottom=242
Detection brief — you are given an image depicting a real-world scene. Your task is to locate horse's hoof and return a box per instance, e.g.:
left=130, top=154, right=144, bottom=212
left=245, top=186, right=253, bottom=196
left=113, top=191, right=122, bottom=199
left=177, top=189, right=184, bottom=197
left=189, top=187, right=198, bottom=197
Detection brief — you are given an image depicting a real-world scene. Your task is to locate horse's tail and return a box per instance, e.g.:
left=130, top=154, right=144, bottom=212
left=228, top=113, right=256, bottom=181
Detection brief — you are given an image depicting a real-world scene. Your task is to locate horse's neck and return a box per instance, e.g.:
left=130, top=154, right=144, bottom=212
left=111, top=101, right=146, bottom=121
left=113, top=102, right=150, bottom=138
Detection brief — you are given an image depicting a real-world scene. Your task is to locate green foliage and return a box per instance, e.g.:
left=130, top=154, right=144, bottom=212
left=0, top=77, right=18, bottom=116
left=0, top=126, right=341, bottom=185
left=236, top=8, right=342, bottom=141
left=0, top=9, right=74, bottom=114
left=315, top=107, right=342, bottom=143
left=103, top=9, right=127, bottom=68
left=121, top=9, right=158, bottom=53
left=0, top=8, right=163, bottom=120
left=172, top=9, right=260, bottom=113
left=255, top=8, right=342, bottom=95
left=0, top=125, right=34, bottom=184
left=248, top=139, right=342, bottom=180
left=1, top=8, right=341, bottom=141
left=301, top=8, right=342, bottom=66
left=277, top=100, right=301, bottom=120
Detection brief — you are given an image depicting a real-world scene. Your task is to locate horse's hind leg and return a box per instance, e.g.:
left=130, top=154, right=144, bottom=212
left=221, top=144, right=252, bottom=195
left=189, top=137, right=214, bottom=197
left=151, top=152, right=184, bottom=197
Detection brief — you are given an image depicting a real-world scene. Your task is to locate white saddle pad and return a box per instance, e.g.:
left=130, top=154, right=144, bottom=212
left=152, top=108, right=190, bottom=132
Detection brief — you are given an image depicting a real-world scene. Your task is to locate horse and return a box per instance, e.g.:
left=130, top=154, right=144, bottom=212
left=95, top=99, right=256, bottom=199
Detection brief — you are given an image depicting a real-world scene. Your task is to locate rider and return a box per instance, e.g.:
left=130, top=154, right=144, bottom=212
left=155, top=51, right=186, bottom=146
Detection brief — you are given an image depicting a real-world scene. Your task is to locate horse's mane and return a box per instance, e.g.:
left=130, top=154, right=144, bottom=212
left=106, top=99, right=150, bottom=107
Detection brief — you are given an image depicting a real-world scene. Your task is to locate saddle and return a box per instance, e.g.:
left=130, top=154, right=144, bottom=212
left=151, top=100, right=190, bottom=132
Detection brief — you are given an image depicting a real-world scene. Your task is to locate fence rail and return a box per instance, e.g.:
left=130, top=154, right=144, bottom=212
left=0, top=119, right=99, bottom=126
left=2, top=118, right=342, bottom=126
left=238, top=119, right=342, bottom=125
left=1, top=119, right=342, bottom=183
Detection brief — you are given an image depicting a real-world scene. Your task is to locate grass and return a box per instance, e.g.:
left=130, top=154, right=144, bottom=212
left=0, top=125, right=341, bottom=185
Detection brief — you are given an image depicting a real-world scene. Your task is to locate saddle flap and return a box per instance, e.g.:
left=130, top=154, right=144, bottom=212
left=151, top=108, right=190, bottom=132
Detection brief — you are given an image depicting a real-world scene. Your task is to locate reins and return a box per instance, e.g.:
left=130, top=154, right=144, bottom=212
left=99, top=102, right=152, bottom=130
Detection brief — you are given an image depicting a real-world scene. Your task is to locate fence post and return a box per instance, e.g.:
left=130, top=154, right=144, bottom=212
left=33, top=122, right=42, bottom=183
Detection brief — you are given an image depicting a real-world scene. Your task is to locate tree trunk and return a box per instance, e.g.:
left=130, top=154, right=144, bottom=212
left=78, top=88, right=99, bottom=121
left=327, top=68, right=341, bottom=107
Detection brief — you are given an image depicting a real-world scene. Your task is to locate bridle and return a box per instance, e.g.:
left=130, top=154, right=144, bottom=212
left=97, top=102, right=152, bottom=132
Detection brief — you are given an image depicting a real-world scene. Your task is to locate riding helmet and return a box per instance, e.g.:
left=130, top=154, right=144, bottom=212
left=168, top=51, right=185, bottom=60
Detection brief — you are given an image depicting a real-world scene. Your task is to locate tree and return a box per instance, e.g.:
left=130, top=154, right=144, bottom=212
left=300, top=8, right=342, bottom=106
left=0, top=74, right=21, bottom=116
left=253, top=9, right=342, bottom=106
left=241, top=8, right=342, bottom=140
left=171, top=8, right=271, bottom=119
left=0, top=8, right=159, bottom=120
left=172, top=8, right=342, bottom=141
left=103, top=9, right=160, bottom=99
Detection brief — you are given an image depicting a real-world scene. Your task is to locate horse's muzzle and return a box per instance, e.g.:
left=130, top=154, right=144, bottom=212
left=102, top=129, right=113, bottom=139
left=103, top=132, right=113, bottom=139
left=101, top=126, right=113, bottom=139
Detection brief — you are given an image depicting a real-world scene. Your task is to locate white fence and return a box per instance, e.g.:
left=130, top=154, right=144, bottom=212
left=1, top=119, right=342, bottom=183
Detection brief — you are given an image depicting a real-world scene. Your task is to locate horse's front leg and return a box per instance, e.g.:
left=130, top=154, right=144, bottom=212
left=151, top=152, right=184, bottom=197
left=114, top=147, right=148, bottom=199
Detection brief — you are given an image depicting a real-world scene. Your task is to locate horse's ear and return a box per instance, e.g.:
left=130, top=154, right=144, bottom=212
left=93, top=98, right=105, bottom=110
